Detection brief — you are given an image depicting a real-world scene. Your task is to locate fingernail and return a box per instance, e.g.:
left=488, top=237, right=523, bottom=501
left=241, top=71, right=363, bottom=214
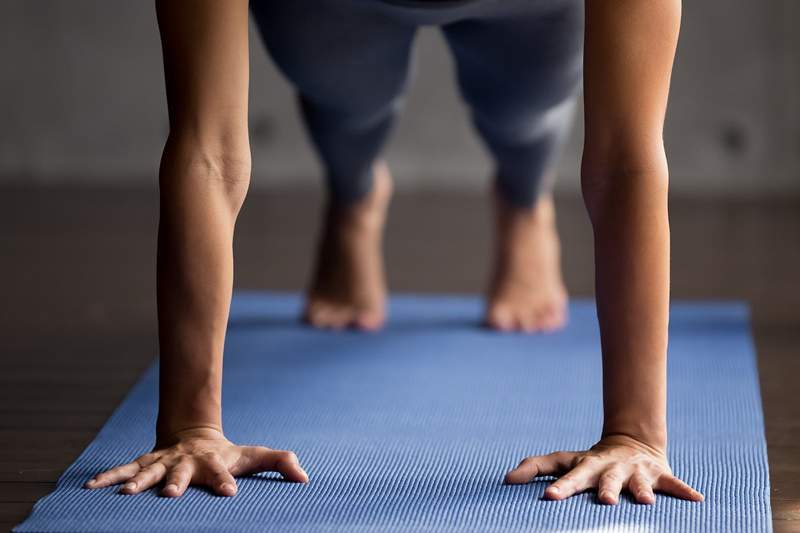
left=220, top=483, right=236, bottom=494
left=164, top=484, right=178, bottom=494
left=549, top=486, right=560, bottom=494
left=123, top=482, right=136, bottom=491
left=85, top=479, right=96, bottom=487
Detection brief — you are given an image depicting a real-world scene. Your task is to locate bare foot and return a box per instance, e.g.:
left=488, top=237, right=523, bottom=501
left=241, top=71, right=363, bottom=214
left=304, top=162, right=392, bottom=331
left=485, top=193, right=568, bottom=333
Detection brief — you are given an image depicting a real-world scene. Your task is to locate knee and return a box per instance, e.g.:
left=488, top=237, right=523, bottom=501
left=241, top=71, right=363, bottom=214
left=301, top=87, right=405, bottom=135
left=471, top=91, right=578, bottom=151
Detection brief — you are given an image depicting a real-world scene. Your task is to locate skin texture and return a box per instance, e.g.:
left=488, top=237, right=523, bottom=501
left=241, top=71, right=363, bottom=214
left=304, top=169, right=569, bottom=336
left=86, top=0, right=702, bottom=504
left=485, top=192, right=568, bottom=333
left=303, top=161, right=392, bottom=331
left=84, top=428, right=307, bottom=497
left=505, top=0, right=703, bottom=504
left=84, top=0, right=308, bottom=497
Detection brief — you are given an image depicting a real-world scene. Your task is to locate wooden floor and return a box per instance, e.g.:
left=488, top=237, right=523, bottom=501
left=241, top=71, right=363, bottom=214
left=1, top=186, right=798, bottom=532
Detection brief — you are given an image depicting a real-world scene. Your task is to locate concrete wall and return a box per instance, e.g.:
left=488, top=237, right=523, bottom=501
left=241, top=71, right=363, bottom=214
left=1, top=1, right=798, bottom=194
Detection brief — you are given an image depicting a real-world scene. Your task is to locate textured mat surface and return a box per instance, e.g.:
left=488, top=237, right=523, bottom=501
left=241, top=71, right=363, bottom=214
left=15, top=293, right=771, bottom=532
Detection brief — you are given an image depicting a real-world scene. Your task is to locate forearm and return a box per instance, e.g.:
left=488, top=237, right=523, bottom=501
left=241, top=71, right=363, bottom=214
left=505, top=0, right=701, bottom=505
left=585, top=168, right=670, bottom=449
left=581, top=0, right=681, bottom=450
left=153, top=0, right=251, bottom=441
left=155, top=138, right=249, bottom=440
left=85, top=1, right=311, bottom=499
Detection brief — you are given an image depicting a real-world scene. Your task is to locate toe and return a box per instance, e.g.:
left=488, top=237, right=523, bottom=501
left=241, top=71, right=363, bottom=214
left=304, top=301, right=323, bottom=327
left=327, top=307, right=354, bottom=330
left=547, top=313, right=565, bottom=332
left=486, top=304, right=514, bottom=332
left=534, top=310, right=555, bottom=332
left=541, top=303, right=567, bottom=332
left=306, top=302, right=334, bottom=329
left=518, top=310, right=540, bottom=333
left=355, top=309, right=385, bottom=331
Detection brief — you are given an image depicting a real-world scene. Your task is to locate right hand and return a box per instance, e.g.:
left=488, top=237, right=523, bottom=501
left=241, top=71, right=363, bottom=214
left=83, top=427, right=308, bottom=497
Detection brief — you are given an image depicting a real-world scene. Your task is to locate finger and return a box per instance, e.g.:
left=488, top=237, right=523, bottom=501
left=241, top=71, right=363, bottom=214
left=545, top=460, right=599, bottom=500
left=237, top=447, right=309, bottom=483
left=120, top=462, right=167, bottom=495
left=505, top=451, right=576, bottom=485
left=199, top=456, right=238, bottom=496
left=161, top=460, right=195, bottom=498
left=85, top=461, right=141, bottom=489
left=655, top=474, right=704, bottom=502
left=629, top=473, right=655, bottom=505
left=597, top=467, right=627, bottom=505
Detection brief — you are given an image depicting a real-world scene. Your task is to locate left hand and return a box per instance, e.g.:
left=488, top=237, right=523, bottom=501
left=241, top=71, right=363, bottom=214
left=504, top=434, right=704, bottom=505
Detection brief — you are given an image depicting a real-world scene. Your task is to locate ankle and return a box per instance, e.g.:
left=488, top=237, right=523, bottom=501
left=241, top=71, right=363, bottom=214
left=338, top=166, right=391, bottom=218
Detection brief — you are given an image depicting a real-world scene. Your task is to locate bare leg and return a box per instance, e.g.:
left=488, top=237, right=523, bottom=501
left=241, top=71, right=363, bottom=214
left=440, top=3, right=581, bottom=333
left=304, top=161, right=392, bottom=331
left=250, top=2, right=414, bottom=331
left=486, top=191, right=568, bottom=333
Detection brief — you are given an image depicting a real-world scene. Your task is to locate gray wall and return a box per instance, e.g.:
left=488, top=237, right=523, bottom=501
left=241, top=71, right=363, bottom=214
left=1, top=1, right=798, bottom=195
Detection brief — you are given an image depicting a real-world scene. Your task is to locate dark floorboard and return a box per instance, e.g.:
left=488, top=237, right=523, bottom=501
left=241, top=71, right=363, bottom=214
left=1, top=185, right=798, bottom=532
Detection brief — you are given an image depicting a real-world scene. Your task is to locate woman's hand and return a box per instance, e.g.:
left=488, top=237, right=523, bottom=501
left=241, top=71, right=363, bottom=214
left=84, top=428, right=308, bottom=497
left=504, top=434, right=703, bottom=505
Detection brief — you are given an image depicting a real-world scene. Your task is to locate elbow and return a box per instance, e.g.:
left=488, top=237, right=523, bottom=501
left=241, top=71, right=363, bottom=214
left=580, top=146, right=669, bottom=226
left=160, top=132, right=253, bottom=215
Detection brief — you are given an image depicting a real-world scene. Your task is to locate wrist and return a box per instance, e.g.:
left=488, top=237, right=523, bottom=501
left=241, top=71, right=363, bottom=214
left=156, top=417, right=222, bottom=442
left=157, top=364, right=223, bottom=441
left=156, top=397, right=222, bottom=442
left=602, top=415, right=667, bottom=451
left=155, top=424, right=225, bottom=448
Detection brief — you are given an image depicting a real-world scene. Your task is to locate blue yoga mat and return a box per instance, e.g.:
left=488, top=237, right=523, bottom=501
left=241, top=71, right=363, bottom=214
left=15, top=293, right=771, bottom=532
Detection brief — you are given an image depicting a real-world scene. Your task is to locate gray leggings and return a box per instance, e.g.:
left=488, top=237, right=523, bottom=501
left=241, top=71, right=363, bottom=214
left=251, top=0, right=584, bottom=207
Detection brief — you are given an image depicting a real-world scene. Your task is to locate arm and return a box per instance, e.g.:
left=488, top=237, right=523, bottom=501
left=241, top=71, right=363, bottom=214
left=85, top=0, right=307, bottom=498
left=505, top=0, right=703, bottom=504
